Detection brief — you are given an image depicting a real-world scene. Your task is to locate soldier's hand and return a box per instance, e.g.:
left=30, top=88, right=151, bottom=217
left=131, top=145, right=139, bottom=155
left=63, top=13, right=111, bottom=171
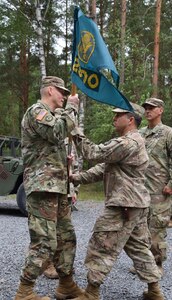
left=72, top=193, right=77, bottom=205
left=69, top=173, right=81, bottom=186
left=67, top=154, right=74, bottom=165
left=67, top=94, right=79, bottom=106
left=69, top=173, right=76, bottom=182
left=71, top=126, right=85, bottom=137
left=163, top=185, right=172, bottom=195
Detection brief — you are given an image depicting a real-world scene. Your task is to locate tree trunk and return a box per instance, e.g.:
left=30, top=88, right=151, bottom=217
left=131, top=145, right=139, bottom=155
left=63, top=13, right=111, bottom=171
left=89, top=0, right=97, bottom=22
left=64, top=0, right=68, bottom=85
left=44, top=3, right=52, bottom=72
left=99, top=0, right=103, bottom=35
left=112, top=0, right=118, bottom=61
left=120, top=0, right=126, bottom=85
left=19, top=0, right=29, bottom=134
left=152, top=0, right=162, bottom=97
left=35, top=0, right=46, bottom=78
left=19, top=40, right=29, bottom=113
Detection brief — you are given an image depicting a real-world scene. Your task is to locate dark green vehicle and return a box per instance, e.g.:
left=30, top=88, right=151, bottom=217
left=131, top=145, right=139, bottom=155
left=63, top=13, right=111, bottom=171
left=0, top=135, right=27, bottom=216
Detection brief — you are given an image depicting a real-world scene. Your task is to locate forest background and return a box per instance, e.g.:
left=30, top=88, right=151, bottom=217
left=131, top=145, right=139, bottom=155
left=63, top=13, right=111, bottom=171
left=0, top=0, right=172, bottom=151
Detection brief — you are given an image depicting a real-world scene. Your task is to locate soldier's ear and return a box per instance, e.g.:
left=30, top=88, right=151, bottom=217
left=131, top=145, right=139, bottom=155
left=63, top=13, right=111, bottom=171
left=127, top=114, right=134, bottom=123
left=160, top=107, right=164, bottom=114
left=48, top=86, right=54, bottom=96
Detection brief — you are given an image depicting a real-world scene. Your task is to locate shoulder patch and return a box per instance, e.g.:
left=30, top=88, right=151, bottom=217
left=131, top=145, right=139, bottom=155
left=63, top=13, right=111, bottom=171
left=36, top=109, right=48, bottom=121
left=45, top=115, right=53, bottom=122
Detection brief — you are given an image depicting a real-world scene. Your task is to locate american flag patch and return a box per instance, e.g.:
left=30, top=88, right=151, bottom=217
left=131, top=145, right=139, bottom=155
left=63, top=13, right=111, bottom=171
left=36, top=110, right=47, bottom=121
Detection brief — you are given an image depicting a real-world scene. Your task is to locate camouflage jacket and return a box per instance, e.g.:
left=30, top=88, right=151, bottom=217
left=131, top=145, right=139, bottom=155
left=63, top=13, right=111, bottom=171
left=73, top=163, right=104, bottom=186
left=140, top=123, right=172, bottom=203
left=65, top=137, right=80, bottom=197
left=21, top=100, right=78, bottom=196
left=73, top=130, right=150, bottom=208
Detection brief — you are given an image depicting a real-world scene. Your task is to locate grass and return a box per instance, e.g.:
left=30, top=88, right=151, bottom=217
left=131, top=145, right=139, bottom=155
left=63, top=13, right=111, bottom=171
left=78, top=182, right=104, bottom=201
left=1, top=185, right=104, bottom=202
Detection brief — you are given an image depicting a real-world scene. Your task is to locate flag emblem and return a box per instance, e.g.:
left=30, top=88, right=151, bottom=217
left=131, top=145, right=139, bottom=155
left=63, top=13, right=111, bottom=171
left=36, top=109, right=47, bottom=121
left=78, top=31, right=95, bottom=63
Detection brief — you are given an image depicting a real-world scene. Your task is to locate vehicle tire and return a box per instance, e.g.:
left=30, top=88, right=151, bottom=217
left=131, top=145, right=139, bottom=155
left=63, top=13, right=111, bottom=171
left=16, top=183, right=28, bottom=217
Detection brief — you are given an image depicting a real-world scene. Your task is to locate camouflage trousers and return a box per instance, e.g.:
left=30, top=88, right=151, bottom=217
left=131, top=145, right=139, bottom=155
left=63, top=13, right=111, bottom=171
left=148, top=199, right=171, bottom=265
left=85, top=206, right=161, bottom=287
left=21, top=192, right=76, bottom=283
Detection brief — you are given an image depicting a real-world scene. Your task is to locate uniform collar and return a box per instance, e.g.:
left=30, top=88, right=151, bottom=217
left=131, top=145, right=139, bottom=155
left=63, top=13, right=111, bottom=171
left=37, top=100, right=54, bottom=113
left=146, top=122, right=163, bottom=135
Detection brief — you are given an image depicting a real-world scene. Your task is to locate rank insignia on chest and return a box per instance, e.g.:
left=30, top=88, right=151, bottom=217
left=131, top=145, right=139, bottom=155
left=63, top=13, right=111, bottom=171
left=36, top=109, right=48, bottom=121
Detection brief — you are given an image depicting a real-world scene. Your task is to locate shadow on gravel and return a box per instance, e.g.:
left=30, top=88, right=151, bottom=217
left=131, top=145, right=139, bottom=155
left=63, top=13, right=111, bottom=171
left=0, top=207, right=25, bottom=217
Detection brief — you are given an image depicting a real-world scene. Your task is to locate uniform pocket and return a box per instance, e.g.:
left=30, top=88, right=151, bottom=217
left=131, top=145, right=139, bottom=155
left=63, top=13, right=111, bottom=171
left=93, top=207, right=123, bottom=232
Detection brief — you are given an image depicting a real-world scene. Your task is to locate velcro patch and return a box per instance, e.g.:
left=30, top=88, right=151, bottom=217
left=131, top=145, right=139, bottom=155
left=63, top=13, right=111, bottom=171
left=36, top=109, right=48, bottom=121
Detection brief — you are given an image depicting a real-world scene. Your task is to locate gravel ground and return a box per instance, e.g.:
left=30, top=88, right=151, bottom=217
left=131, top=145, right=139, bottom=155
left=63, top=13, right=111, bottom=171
left=0, top=196, right=172, bottom=300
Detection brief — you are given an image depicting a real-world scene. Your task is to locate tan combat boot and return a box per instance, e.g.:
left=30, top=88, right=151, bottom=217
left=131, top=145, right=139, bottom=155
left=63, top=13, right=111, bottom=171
left=168, top=218, right=172, bottom=228
left=44, top=262, right=59, bottom=279
left=143, top=282, right=164, bottom=300
left=72, top=283, right=100, bottom=300
left=55, top=274, right=84, bottom=299
left=14, top=280, right=50, bottom=300
left=129, top=266, right=137, bottom=275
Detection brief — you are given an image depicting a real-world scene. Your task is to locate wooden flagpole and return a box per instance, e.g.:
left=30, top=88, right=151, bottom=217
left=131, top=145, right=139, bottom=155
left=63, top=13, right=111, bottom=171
left=71, top=83, right=77, bottom=96
left=67, top=83, right=77, bottom=194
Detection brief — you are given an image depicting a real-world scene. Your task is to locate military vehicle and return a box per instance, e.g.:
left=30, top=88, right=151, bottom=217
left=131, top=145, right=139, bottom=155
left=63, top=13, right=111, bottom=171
left=0, top=135, right=27, bottom=216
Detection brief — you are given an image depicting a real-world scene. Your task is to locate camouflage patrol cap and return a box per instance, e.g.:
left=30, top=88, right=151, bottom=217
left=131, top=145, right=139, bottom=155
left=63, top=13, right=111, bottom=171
left=112, top=102, right=145, bottom=119
left=142, top=98, right=164, bottom=108
left=41, top=76, right=70, bottom=95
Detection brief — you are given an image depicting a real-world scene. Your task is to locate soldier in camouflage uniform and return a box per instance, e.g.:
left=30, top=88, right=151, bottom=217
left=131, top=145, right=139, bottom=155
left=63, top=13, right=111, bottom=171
left=43, top=135, right=79, bottom=279
left=14, top=76, right=83, bottom=300
left=140, top=98, right=172, bottom=273
left=70, top=103, right=164, bottom=300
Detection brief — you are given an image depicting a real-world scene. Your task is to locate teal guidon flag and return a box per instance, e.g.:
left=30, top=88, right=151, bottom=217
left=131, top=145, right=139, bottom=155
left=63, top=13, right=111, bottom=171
left=71, top=7, right=133, bottom=111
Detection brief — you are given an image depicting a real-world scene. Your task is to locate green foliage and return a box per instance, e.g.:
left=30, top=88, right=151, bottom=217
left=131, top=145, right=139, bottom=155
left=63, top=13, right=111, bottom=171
left=85, top=99, right=116, bottom=144
left=0, top=0, right=172, bottom=140
left=79, top=182, right=104, bottom=201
